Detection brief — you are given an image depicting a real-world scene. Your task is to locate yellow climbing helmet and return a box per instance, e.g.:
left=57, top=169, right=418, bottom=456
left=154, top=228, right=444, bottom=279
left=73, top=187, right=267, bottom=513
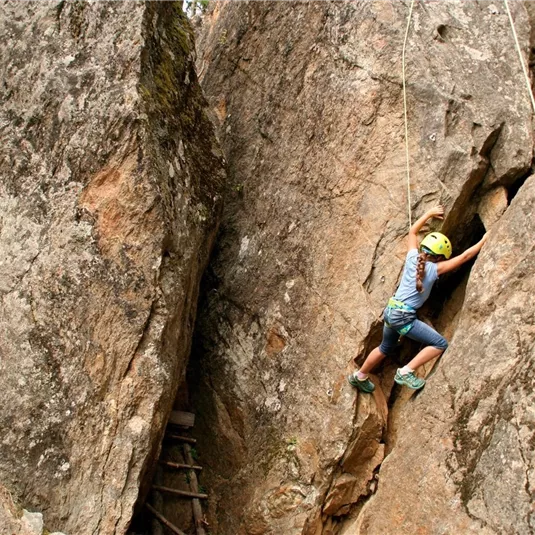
left=420, top=232, right=452, bottom=259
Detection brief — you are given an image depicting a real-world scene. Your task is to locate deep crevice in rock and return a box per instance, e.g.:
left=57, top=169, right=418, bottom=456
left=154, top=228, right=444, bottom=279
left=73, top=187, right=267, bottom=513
left=129, top=382, right=201, bottom=535
left=507, top=170, right=533, bottom=204
left=428, top=213, right=486, bottom=317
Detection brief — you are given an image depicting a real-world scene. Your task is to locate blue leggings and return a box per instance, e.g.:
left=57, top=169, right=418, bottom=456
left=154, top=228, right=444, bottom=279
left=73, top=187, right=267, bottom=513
left=379, top=319, right=448, bottom=356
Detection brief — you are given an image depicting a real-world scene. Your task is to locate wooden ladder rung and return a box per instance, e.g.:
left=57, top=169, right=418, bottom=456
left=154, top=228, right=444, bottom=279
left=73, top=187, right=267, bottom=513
left=165, top=434, right=197, bottom=444
left=152, top=485, right=208, bottom=500
left=168, top=411, right=196, bottom=428
left=145, top=503, right=187, bottom=535
left=159, top=460, right=203, bottom=471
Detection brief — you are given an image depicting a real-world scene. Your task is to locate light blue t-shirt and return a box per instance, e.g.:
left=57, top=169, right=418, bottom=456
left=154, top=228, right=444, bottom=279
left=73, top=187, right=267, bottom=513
left=393, top=249, right=438, bottom=310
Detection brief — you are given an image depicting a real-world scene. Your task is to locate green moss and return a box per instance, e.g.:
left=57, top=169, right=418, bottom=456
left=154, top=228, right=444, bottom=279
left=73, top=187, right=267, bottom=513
left=218, top=29, right=228, bottom=45
left=256, top=429, right=298, bottom=478
left=68, top=1, right=87, bottom=40
left=286, top=436, right=297, bottom=448
left=140, top=1, right=196, bottom=116
left=196, top=203, right=209, bottom=223
left=138, top=0, right=226, bottom=212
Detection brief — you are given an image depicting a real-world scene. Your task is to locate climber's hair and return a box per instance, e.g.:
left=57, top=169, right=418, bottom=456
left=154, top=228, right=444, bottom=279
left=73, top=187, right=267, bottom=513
left=415, top=251, right=430, bottom=293
left=416, top=249, right=445, bottom=293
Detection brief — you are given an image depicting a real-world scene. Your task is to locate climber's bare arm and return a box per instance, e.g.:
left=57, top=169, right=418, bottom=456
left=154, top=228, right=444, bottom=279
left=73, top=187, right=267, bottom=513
left=436, top=234, right=487, bottom=276
left=407, top=205, right=445, bottom=251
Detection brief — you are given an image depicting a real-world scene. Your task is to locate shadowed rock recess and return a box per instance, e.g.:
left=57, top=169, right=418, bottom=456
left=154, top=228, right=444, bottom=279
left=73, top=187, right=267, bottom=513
left=190, top=1, right=534, bottom=534
left=0, top=1, right=224, bottom=533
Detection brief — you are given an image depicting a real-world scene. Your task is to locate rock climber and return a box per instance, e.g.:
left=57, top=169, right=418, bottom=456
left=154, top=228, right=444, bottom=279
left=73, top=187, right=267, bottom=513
left=348, top=205, right=487, bottom=392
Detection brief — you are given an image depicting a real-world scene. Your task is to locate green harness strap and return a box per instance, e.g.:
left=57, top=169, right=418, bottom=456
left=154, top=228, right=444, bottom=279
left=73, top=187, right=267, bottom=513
left=387, top=297, right=415, bottom=312
left=385, top=298, right=416, bottom=336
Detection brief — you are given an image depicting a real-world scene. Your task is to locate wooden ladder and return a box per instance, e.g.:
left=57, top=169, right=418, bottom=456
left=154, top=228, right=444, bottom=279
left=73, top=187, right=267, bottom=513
left=146, top=411, right=207, bottom=535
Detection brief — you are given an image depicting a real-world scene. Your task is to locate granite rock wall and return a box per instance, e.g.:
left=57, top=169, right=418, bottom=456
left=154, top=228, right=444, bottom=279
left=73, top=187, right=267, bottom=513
left=192, top=1, right=533, bottom=533
left=0, top=1, right=225, bottom=533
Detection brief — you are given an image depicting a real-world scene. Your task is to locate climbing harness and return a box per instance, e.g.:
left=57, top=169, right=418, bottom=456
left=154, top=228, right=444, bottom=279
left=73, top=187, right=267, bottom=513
left=387, top=297, right=415, bottom=313
left=402, top=0, right=416, bottom=228
left=503, top=0, right=535, bottom=113
left=384, top=297, right=416, bottom=336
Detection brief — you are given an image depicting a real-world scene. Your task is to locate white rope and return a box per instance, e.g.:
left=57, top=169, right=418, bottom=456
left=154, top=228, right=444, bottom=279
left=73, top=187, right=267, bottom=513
left=503, top=0, right=535, bottom=114
left=402, top=0, right=416, bottom=228
left=401, top=0, right=533, bottom=229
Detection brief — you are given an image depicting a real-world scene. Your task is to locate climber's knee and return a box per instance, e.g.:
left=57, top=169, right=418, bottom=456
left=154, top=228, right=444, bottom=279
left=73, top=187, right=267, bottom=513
left=433, top=336, right=448, bottom=353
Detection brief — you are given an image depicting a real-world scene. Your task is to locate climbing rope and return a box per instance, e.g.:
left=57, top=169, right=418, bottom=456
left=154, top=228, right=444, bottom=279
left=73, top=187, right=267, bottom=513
left=402, top=0, right=534, bottom=230
left=503, top=0, right=535, bottom=114
left=402, top=0, right=416, bottom=228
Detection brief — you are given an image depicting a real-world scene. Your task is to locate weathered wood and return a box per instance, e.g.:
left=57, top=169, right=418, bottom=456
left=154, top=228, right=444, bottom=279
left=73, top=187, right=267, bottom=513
left=152, top=485, right=208, bottom=499
left=184, top=443, right=207, bottom=535
left=168, top=411, right=196, bottom=428
left=151, top=466, right=165, bottom=535
left=159, top=460, right=203, bottom=471
left=145, top=503, right=187, bottom=535
left=165, top=434, right=197, bottom=444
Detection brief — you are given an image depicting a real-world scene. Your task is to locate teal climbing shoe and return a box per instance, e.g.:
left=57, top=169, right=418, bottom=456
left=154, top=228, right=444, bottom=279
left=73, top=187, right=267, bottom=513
left=394, top=369, right=425, bottom=390
left=348, top=371, right=375, bottom=393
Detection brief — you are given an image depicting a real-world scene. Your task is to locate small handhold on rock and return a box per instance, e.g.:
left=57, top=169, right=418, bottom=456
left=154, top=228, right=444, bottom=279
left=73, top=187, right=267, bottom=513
left=429, top=132, right=437, bottom=142
left=433, top=24, right=447, bottom=42
left=21, top=510, right=43, bottom=535
left=478, top=187, right=508, bottom=228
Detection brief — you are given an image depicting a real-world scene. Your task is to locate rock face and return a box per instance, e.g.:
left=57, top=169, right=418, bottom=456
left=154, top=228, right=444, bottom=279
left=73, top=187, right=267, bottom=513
left=0, top=1, right=224, bottom=533
left=192, top=1, right=533, bottom=534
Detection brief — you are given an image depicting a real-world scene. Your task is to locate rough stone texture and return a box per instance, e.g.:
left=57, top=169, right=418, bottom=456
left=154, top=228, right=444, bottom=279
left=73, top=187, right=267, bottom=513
left=0, top=486, right=30, bottom=535
left=0, top=1, right=224, bottom=534
left=20, top=510, right=44, bottom=535
left=0, top=485, right=68, bottom=535
left=478, top=186, right=508, bottom=228
left=192, top=1, right=533, bottom=533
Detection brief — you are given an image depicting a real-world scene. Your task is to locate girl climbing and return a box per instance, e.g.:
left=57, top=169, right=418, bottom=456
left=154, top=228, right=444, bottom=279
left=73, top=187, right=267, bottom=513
left=349, top=205, right=487, bottom=392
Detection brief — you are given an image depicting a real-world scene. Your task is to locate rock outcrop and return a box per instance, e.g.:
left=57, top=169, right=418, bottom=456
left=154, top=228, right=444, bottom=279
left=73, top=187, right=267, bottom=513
left=0, top=484, right=64, bottom=535
left=192, top=1, right=533, bottom=533
left=0, top=1, right=224, bottom=533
